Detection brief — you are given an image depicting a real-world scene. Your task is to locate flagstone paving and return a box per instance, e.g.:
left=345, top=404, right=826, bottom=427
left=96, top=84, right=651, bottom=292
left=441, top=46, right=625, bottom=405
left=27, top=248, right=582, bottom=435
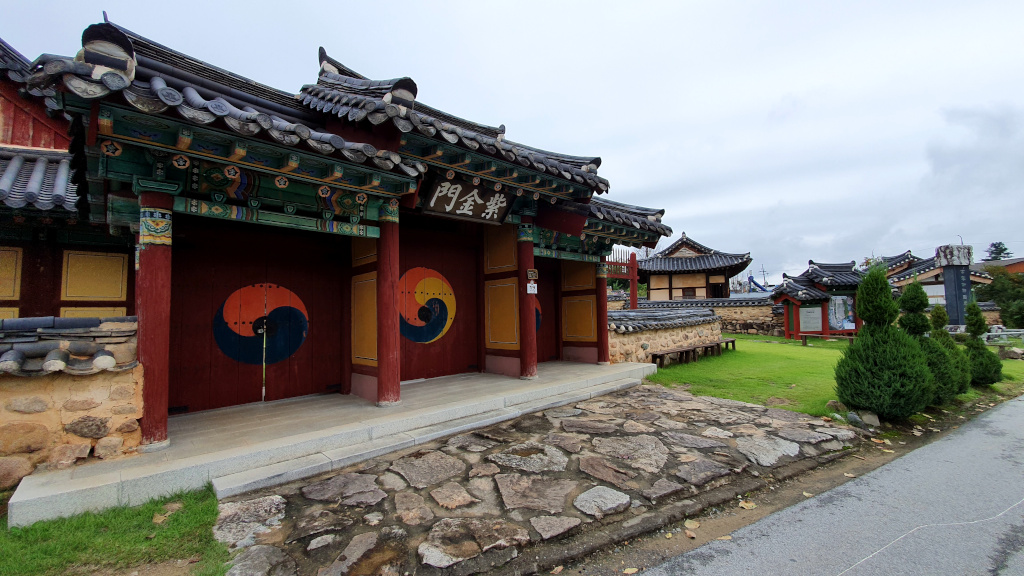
left=214, top=384, right=860, bottom=575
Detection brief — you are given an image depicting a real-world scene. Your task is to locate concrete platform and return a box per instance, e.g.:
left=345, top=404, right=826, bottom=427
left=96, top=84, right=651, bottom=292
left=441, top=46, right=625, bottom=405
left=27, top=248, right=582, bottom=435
left=8, top=361, right=655, bottom=527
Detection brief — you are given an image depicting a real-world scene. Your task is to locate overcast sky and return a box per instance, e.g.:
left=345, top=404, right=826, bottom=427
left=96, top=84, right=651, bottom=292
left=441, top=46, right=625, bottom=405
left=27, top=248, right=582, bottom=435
left=4, top=1, right=1022, bottom=283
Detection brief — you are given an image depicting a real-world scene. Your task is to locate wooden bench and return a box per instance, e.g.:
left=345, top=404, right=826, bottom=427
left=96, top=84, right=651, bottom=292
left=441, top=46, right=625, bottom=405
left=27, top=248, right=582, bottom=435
left=799, top=333, right=855, bottom=346
left=650, top=338, right=736, bottom=367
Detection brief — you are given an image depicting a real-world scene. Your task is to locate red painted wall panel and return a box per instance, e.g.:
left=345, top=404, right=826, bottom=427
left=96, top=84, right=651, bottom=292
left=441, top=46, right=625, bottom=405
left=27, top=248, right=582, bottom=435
left=0, top=83, right=70, bottom=149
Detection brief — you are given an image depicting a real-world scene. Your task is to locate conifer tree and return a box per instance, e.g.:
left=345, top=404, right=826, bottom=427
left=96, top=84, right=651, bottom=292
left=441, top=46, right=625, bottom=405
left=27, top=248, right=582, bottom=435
left=899, top=281, right=957, bottom=404
left=964, top=301, right=1002, bottom=386
left=929, top=305, right=971, bottom=394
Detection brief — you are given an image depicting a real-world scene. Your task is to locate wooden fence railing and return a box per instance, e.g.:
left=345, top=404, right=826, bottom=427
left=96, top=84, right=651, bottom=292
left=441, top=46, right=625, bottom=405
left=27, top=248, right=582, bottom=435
left=606, top=250, right=638, bottom=310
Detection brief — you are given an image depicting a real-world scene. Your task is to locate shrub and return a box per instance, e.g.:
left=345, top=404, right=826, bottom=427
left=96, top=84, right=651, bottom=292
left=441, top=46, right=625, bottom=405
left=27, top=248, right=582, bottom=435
left=897, top=284, right=957, bottom=404
left=897, top=281, right=931, bottom=336
left=965, top=301, right=988, bottom=338
left=835, top=324, right=934, bottom=420
left=929, top=306, right=971, bottom=394
left=964, top=338, right=1003, bottom=387
left=857, top=266, right=899, bottom=327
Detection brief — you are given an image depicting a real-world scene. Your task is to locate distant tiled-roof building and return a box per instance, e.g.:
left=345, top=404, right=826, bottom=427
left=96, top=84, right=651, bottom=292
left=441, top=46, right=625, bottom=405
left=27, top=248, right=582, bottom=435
left=638, top=233, right=751, bottom=300
left=881, top=249, right=992, bottom=305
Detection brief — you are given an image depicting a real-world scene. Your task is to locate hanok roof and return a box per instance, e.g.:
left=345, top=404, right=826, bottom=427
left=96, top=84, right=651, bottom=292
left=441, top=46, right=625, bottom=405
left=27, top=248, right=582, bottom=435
left=880, top=250, right=921, bottom=271
left=0, top=145, right=78, bottom=211
left=589, top=197, right=672, bottom=237
left=889, top=255, right=992, bottom=284
left=607, top=308, right=719, bottom=334
left=639, top=295, right=773, bottom=309
left=638, top=232, right=751, bottom=277
left=0, top=316, right=137, bottom=377
left=772, top=261, right=864, bottom=302
left=1, top=37, right=30, bottom=79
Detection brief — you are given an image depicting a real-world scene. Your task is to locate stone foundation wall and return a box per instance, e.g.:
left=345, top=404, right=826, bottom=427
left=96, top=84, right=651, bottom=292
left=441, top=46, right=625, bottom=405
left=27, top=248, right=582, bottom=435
left=713, top=304, right=783, bottom=336
left=608, top=300, right=626, bottom=311
left=983, top=310, right=1002, bottom=326
left=0, top=366, right=144, bottom=489
left=609, top=321, right=722, bottom=364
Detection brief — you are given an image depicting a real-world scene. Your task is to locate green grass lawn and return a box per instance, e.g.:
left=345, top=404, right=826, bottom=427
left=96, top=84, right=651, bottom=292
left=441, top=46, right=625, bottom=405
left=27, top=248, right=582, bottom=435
left=648, top=335, right=1024, bottom=417
left=0, top=486, right=228, bottom=576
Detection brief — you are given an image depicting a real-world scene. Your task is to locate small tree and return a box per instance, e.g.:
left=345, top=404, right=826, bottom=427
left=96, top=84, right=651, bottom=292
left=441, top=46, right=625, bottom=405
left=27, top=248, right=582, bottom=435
left=899, top=282, right=958, bottom=405
left=975, top=267, right=1024, bottom=329
left=897, top=281, right=931, bottom=336
left=835, top=267, right=934, bottom=420
left=983, top=242, right=1013, bottom=261
left=929, top=305, right=971, bottom=394
left=964, top=301, right=1002, bottom=386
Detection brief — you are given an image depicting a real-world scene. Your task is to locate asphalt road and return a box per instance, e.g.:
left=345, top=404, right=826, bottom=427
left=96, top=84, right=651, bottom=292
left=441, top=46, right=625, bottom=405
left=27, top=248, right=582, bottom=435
left=646, top=396, right=1024, bottom=575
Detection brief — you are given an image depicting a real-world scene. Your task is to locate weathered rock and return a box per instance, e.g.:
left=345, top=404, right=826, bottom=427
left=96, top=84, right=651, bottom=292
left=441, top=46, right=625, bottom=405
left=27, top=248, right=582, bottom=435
left=700, top=396, right=765, bottom=411
left=306, top=533, right=337, bottom=551
left=494, top=473, right=577, bottom=513
left=642, top=478, right=686, bottom=501
left=735, top=436, right=801, bottom=467
left=661, top=431, right=728, bottom=450
left=111, top=404, right=138, bottom=415
left=288, top=508, right=353, bottom=542
left=390, top=450, right=466, bottom=488
left=561, top=419, right=617, bottom=434
left=545, top=407, right=582, bottom=418
left=0, top=455, right=33, bottom=489
left=469, top=463, right=500, bottom=477
left=858, top=411, right=881, bottom=427
left=447, top=434, right=498, bottom=453
left=675, top=458, right=732, bottom=486
left=226, top=544, right=296, bottom=576
left=115, top=419, right=139, bottom=433
left=215, top=495, right=287, bottom=548
left=47, top=442, right=90, bottom=468
left=576, top=401, right=620, bottom=415
left=729, top=424, right=765, bottom=436
left=623, top=420, right=656, bottom=433
left=5, top=396, right=49, bottom=414
left=377, top=472, right=407, bottom=492
left=0, top=422, right=50, bottom=454
left=579, top=456, right=638, bottom=489
left=108, top=384, right=135, bottom=401
left=653, top=418, right=689, bottom=430
left=530, top=515, right=581, bottom=540
left=468, top=518, right=530, bottom=552
left=825, top=400, right=848, bottom=413
left=64, top=416, right=109, bottom=439
left=543, top=433, right=586, bottom=453
left=63, top=398, right=100, bottom=412
left=363, top=512, right=384, bottom=526
left=418, top=519, right=480, bottom=568
left=94, top=436, right=123, bottom=459
left=301, top=473, right=385, bottom=506
left=776, top=428, right=834, bottom=444
left=702, top=427, right=734, bottom=439
left=320, top=531, right=377, bottom=575
left=816, top=427, right=857, bottom=441
left=624, top=410, right=662, bottom=422
left=487, top=441, right=568, bottom=473
left=394, top=491, right=434, bottom=526
left=431, top=481, right=480, bottom=509
left=846, top=411, right=867, bottom=429
left=573, top=486, right=630, bottom=519
left=474, top=426, right=519, bottom=443
left=593, top=434, right=668, bottom=473
left=763, top=408, right=806, bottom=422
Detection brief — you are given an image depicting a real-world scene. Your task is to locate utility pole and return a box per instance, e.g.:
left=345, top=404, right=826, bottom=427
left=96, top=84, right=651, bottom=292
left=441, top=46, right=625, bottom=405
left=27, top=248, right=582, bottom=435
left=759, top=264, right=769, bottom=287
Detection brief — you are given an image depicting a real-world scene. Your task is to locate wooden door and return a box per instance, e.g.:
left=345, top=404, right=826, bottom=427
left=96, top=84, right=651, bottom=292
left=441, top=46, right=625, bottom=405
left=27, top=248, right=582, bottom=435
left=169, top=217, right=344, bottom=413
left=535, top=257, right=560, bottom=362
left=398, top=217, right=479, bottom=380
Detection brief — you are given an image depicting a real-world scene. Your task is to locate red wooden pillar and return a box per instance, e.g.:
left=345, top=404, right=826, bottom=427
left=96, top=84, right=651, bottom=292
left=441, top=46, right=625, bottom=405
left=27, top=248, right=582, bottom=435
left=629, top=252, right=638, bottom=310
left=377, top=201, right=401, bottom=405
left=793, top=303, right=802, bottom=339
left=137, top=192, right=174, bottom=446
left=821, top=301, right=830, bottom=337
left=517, top=221, right=538, bottom=379
left=597, top=259, right=610, bottom=364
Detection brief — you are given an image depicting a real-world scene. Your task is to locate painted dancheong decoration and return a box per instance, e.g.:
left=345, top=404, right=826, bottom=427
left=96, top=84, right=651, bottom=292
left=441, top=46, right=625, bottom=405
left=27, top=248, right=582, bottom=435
left=213, top=284, right=309, bottom=364
left=399, top=268, right=456, bottom=344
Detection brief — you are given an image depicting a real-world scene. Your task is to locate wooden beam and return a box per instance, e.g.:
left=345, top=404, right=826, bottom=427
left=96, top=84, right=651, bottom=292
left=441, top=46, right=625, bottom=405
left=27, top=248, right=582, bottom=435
left=228, top=141, right=247, bottom=161
left=324, top=164, right=344, bottom=182
left=451, top=153, right=472, bottom=167
left=175, top=128, right=192, bottom=151
left=280, top=153, right=300, bottom=173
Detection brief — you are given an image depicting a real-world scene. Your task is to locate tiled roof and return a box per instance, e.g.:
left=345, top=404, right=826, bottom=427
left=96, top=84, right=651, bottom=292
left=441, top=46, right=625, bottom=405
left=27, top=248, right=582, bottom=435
left=590, top=197, right=672, bottom=237
left=0, top=316, right=138, bottom=377
left=772, top=260, right=864, bottom=302
left=639, top=295, right=774, bottom=309
left=880, top=250, right=921, bottom=270
left=297, top=47, right=610, bottom=194
left=971, top=257, right=1024, bottom=272
left=890, top=256, right=992, bottom=283
left=0, top=145, right=78, bottom=211
left=639, top=252, right=752, bottom=275
left=1, top=37, right=29, bottom=78
left=607, top=308, right=719, bottom=334
left=653, top=233, right=716, bottom=258
left=22, top=24, right=425, bottom=177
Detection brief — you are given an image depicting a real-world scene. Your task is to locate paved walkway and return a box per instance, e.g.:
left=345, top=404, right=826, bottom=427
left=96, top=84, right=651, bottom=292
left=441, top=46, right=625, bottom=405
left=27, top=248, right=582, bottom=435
left=648, top=395, right=1024, bottom=575
left=9, top=361, right=653, bottom=527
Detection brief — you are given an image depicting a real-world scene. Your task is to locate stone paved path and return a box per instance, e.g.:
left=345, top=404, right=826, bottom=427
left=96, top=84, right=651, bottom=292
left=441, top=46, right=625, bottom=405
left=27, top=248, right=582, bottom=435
left=214, top=384, right=859, bottom=576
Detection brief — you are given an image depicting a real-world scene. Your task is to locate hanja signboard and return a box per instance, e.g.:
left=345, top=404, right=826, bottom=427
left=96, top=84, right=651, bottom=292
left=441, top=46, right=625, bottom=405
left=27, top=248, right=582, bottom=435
left=422, top=171, right=513, bottom=224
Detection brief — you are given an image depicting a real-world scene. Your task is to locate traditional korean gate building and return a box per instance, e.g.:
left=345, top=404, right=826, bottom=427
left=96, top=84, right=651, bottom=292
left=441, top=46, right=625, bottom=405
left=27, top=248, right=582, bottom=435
left=11, top=23, right=671, bottom=449
left=772, top=261, right=865, bottom=340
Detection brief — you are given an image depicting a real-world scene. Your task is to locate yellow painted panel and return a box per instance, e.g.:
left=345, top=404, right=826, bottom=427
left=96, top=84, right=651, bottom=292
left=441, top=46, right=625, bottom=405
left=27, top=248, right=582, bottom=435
left=352, top=237, right=378, bottom=267
left=672, top=273, right=706, bottom=288
left=352, top=272, right=378, bottom=366
left=649, top=289, right=670, bottom=301
left=60, top=307, right=127, bottom=318
left=562, top=260, right=595, bottom=291
left=485, top=278, right=519, bottom=350
left=484, top=224, right=517, bottom=273
left=0, top=247, right=22, bottom=300
left=709, top=275, right=726, bottom=284
left=695, top=287, right=707, bottom=299
left=62, top=250, right=128, bottom=301
left=0, top=307, right=18, bottom=319
left=649, top=274, right=669, bottom=289
left=562, top=295, right=596, bottom=342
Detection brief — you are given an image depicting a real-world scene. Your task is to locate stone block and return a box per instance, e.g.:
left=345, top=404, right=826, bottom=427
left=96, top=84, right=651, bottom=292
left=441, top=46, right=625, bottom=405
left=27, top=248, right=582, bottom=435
left=0, top=455, right=33, bottom=489
left=108, top=384, right=134, bottom=402
left=63, top=399, right=101, bottom=412
left=94, top=436, right=123, bottom=459
left=0, top=422, right=50, bottom=455
left=65, top=416, right=110, bottom=439
left=110, top=404, right=139, bottom=415
left=5, top=396, right=50, bottom=414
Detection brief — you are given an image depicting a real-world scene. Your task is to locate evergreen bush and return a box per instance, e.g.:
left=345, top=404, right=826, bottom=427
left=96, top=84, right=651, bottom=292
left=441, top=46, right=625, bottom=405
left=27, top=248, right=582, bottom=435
left=929, top=306, right=971, bottom=394
left=857, top=266, right=899, bottom=327
left=898, top=282, right=957, bottom=404
left=964, top=302, right=1002, bottom=386
left=834, top=324, right=935, bottom=420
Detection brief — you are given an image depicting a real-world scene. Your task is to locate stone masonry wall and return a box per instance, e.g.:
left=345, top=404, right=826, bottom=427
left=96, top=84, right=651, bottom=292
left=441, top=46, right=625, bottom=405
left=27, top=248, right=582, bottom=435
left=712, top=304, right=783, bottom=336
left=608, top=300, right=626, bottom=311
left=609, top=321, right=722, bottom=364
left=0, top=366, right=144, bottom=489
left=983, top=310, right=1002, bottom=326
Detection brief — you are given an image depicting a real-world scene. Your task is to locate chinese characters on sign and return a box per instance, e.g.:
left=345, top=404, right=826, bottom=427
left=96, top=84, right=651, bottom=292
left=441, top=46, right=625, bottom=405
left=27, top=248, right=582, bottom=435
left=423, top=175, right=513, bottom=224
